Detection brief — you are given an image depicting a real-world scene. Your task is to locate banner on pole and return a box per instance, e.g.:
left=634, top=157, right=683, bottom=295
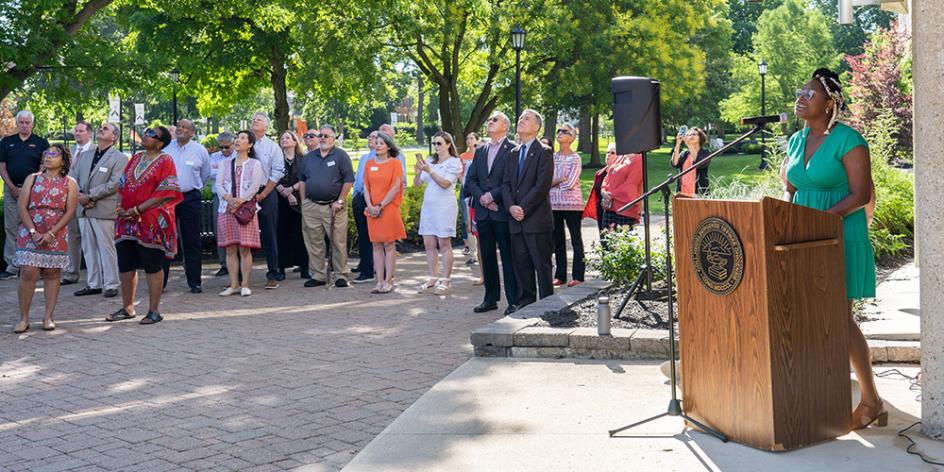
left=108, top=96, right=121, bottom=123
left=134, top=104, right=145, bottom=125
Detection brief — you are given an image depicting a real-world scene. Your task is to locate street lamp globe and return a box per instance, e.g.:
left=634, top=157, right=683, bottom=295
left=511, top=26, right=526, bottom=51
left=170, top=68, right=180, bottom=83
left=758, top=59, right=768, bottom=76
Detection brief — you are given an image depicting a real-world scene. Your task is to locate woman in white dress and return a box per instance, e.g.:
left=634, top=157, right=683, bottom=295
left=414, top=131, right=462, bottom=294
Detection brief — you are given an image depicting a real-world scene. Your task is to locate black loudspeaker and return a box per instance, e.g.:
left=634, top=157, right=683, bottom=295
left=611, top=77, right=662, bottom=154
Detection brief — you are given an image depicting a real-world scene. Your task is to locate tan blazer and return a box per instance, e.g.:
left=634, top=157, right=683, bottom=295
left=74, top=146, right=128, bottom=219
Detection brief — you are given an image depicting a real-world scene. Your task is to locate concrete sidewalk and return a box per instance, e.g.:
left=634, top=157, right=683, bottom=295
left=862, top=262, right=920, bottom=341
left=342, top=358, right=937, bottom=472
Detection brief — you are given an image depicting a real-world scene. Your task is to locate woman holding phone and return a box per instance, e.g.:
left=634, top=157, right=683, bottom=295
left=413, top=131, right=462, bottom=295
left=671, top=126, right=711, bottom=196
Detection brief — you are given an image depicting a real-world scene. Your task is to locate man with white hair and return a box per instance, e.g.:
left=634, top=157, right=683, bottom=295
left=209, top=132, right=236, bottom=276
left=251, top=112, right=286, bottom=289
left=502, top=109, right=555, bottom=309
left=0, top=110, right=49, bottom=279
left=62, top=121, right=95, bottom=285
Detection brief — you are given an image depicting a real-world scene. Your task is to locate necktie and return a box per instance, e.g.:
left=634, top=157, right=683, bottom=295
left=518, top=144, right=528, bottom=175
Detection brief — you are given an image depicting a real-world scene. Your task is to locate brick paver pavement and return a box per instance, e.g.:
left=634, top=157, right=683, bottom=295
left=1, top=252, right=505, bottom=471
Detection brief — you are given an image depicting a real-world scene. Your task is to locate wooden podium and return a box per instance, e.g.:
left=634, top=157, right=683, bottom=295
left=673, top=196, right=852, bottom=451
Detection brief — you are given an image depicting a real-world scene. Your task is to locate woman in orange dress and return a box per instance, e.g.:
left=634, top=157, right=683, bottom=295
left=363, top=132, right=406, bottom=293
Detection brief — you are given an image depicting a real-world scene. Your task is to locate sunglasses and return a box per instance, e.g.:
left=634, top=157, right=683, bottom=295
left=796, top=89, right=816, bottom=101
left=432, top=141, right=446, bottom=146
left=143, top=128, right=158, bottom=139
left=219, top=145, right=232, bottom=150
left=556, top=129, right=572, bottom=135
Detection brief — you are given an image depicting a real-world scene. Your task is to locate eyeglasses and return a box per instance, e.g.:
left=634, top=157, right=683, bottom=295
left=796, top=89, right=816, bottom=101
left=487, top=117, right=500, bottom=123
left=319, top=134, right=335, bottom=139
left=42, top=149, right=61, bottom=157
left=143, top=128, right=158, bottom=139
left=304, top=133, right=317, bottom=138
left=433, top=141, right=446, bottom=146
left=219, top=145, right=232, bottom=150
left=556, top=129, right=572, bottom=136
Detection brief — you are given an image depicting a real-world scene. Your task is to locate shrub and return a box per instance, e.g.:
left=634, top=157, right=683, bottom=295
left=864, top=109, right=915, bottom=261
left=589, top=226, right=667, bottom=286
left=201, top=134, right=220, bottom=153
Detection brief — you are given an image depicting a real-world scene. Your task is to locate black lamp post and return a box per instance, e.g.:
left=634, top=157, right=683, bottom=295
left=511, top=26, right=526, bottom=124
left=758, top=59, right=768, bottom=170
left=171, top=68, right=180, bottom=125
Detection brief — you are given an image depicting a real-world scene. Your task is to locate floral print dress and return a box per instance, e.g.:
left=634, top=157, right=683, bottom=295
left=15, top=173, right=74, bottom=269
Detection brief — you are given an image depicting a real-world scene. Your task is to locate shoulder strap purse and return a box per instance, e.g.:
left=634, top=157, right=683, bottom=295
left=232, top=159, right=257, bottom=226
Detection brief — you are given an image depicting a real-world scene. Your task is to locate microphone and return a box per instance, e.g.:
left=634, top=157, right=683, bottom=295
left=740, top=112, right=788, bottom=126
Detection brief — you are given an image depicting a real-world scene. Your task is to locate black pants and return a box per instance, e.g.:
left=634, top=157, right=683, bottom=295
left=553, top=210, right=585, bottom=282
left=257, top=191, right=282, bottom=281
left=352, top=193, right=374, bottom=277
left=477, top=218, right=518, bottom=306
left=511, top=230, right=554, bottom=307
left=163, top=190, right=203, bottom=289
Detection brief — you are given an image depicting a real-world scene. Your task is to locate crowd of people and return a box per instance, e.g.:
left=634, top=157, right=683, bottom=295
left=1, top=107, right=655, bottom=332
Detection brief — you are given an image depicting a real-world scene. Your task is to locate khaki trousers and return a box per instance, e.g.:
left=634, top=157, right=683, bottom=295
left=79, top=217, right=120, bottom=290
left=301, top=199, right=350, bottom=282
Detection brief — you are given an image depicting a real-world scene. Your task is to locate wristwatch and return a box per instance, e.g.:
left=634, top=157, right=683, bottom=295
left=336, top=199, right=344, bottom=205
left=29, top=228, right=37, bottom=235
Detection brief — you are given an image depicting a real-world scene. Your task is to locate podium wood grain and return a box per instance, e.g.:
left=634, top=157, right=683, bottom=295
left=674, top=197, right=852, bottom=451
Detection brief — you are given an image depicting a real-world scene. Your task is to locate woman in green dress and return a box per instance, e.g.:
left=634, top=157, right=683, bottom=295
left=780, top=68, right=886, bottom=430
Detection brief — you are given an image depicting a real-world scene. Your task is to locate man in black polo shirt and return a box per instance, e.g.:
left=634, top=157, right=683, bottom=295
left=297, top=125, right=355, bottom=288
left=0, top=110, right=49, bottom=279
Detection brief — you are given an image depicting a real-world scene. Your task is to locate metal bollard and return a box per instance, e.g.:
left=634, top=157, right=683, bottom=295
left=597, top=296, right=611, bottom=336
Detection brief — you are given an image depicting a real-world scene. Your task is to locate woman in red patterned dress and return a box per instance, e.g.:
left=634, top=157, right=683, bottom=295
left=14, top=144, right=78, bottom=333
left=107, top=126, right=183, bottom=325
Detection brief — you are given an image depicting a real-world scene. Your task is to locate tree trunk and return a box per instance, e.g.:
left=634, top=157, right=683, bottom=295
left=416, top=74, right=425, bottom=144
left=543, top=111, right=557, bottom=144
left=270, top=46, right=290, bottom=134
left=578, top=109, right=592, bottom=153
left=588, top=111, right=601, bottom=167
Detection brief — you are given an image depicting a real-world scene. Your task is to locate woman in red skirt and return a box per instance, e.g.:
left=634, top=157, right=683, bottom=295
left=215, top=130, right=263, bottom=297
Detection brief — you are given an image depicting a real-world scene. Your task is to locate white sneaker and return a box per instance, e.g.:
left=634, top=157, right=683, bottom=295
left=219, top=287, right=238, bottom=297
left=240, top=287, right=252, bottom=297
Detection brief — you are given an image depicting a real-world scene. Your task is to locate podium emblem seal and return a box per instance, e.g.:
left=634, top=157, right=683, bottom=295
left=691, top=217, right=744, bottom=295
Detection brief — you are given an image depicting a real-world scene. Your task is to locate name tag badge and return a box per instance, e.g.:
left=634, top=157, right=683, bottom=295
left=185, top=160, right=194, bottom=166
left=370, top=166, right=379, bottom=172
left=327, top=161, right=336, bottom=167
left=99, top=167, right=108, bottom=173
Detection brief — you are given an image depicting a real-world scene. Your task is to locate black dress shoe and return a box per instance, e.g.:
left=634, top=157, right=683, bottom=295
left=190, top=286, right=203, bottom=294
left=473, top=302, right=498, bottom=313
left=74, top=287, right=103, bottom=296
left=103, top=288, right=119, bottom=298
left=351, top=267, right=361, bottom=273
left=304, top=279, right=326, bottom=287
left=504, top=304, right=521, bottom=315
left=61, top=279, right=78, bottom=286
left=334, top=278, right=350, bottom=288
left=215, top=268, right=229, bottom=277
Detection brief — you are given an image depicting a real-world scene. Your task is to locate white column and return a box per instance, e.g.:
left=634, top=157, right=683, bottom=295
left=913, top=0, right=944, bottom=439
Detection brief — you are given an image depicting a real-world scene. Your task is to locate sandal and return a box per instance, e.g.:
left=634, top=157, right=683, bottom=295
left=433, top=279, right=450, bottom=295
left=371, top=284, right=384, bottom=294
left=105, top=308, right=136, bottom=322
left=14, top=320, right=29, bottom=333
left=379, top=283, right=395, bottom=294
left=417, top=279, right=436, bottom=294
left=42, top=320, right=56, bottom=331
left=473, top=278, right=485, bottom=286
left=138, top=311, right=163, bottom=325
left=852, top=400, right=888, bottom=429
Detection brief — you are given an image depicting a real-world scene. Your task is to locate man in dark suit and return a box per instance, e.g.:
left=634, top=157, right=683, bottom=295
left=502, top=109, right=555, bottom=309
left=463, top=111, right=519, bottom=315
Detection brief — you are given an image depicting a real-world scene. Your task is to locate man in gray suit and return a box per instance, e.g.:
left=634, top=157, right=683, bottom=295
left=72, top=123, right=127, bottom=298
left=63, top=122, right=94, bottom=285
